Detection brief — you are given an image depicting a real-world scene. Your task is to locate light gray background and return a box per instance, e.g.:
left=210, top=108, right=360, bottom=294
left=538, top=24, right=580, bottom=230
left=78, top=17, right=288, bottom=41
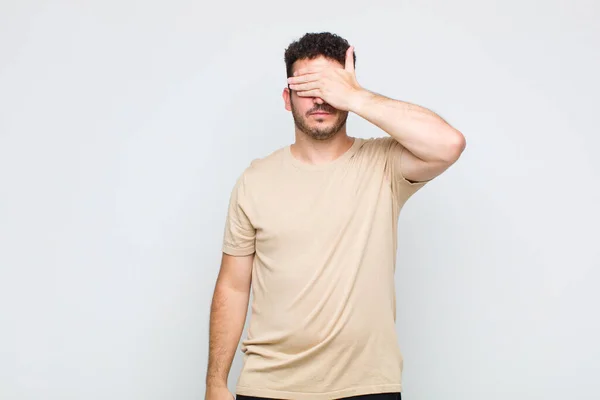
left=1, top=1, right=598, bottom=399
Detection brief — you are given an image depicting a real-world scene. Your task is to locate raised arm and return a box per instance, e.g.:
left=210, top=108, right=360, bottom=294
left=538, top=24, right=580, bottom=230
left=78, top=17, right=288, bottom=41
left=350, top=90, right=466, bottom=183
left=205, top=253, right=254, bottom=400
left=287, top=45, right=466, bottom=183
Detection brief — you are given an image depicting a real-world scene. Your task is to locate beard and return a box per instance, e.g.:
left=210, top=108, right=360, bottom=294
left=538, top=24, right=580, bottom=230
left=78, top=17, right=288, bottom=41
left=290, top=99, right=349, bottom=141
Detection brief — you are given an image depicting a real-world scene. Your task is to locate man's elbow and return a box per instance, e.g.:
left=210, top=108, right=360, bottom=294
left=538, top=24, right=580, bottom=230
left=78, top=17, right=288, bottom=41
left=442, top=129, right=466, bottom=164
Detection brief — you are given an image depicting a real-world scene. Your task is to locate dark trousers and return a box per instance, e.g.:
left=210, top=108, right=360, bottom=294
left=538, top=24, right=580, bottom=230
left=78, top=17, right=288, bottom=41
left=237, top=393, right=401, bottom=400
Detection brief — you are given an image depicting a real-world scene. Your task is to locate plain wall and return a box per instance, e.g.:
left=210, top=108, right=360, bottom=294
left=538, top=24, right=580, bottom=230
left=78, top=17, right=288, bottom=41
left=1, top=1, right=598, bottom=399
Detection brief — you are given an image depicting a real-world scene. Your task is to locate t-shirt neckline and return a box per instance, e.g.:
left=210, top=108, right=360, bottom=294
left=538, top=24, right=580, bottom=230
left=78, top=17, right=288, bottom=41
left=285, top=137, right=362, bottom=171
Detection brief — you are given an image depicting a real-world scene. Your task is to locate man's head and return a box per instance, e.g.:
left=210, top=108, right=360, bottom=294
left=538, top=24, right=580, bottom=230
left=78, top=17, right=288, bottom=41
left=282, top=32, right=357, bottom=141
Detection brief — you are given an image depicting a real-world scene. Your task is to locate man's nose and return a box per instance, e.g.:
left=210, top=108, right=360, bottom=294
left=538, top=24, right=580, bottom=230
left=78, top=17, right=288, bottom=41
left=313, top=97, right=325, bottom=104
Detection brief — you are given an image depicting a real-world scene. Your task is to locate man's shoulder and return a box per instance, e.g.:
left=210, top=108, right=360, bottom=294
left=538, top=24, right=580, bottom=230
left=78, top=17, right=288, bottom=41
left=358, top=135, right=397, bottom=150
left=354, top=135, right=400, bottom=161
left=239, top=144, right=287, bottom=181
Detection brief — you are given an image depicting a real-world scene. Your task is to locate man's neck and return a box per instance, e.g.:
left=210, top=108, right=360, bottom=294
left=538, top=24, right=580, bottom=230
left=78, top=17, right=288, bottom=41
left=290, top=131, right=355, bottom=166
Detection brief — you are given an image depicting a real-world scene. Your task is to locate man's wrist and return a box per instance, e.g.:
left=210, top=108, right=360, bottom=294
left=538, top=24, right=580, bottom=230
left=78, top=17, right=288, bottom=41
left=348, top=88, right=374, bottom=115
left=206, top=376, right=228, bottom=389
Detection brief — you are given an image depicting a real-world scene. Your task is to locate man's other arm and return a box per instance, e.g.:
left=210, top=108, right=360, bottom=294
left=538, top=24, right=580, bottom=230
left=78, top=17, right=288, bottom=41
left=205, top=253, right=253, bottom=400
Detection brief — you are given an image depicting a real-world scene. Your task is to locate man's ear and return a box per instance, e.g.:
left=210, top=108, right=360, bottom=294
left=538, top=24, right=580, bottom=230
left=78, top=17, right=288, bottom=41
left=283, top=87, right=292, bottom=111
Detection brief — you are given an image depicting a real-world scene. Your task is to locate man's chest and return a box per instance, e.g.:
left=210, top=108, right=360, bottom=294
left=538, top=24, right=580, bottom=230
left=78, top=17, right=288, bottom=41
left=248, top=168, right=392, bottom=252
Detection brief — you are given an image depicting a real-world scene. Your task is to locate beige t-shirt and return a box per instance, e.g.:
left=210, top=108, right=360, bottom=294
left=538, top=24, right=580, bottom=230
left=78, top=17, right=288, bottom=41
left=222, top=136, right=428, bottom=399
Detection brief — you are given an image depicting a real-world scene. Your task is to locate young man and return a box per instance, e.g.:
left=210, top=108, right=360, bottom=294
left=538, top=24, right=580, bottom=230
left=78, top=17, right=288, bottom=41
left=206, top=32, right=466, bottom=400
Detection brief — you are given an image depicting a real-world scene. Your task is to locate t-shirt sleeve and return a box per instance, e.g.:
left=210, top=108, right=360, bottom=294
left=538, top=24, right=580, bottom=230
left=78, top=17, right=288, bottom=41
left=378, top=136, right=430, bottom=204
left=222, top=173, right=256, bottom=256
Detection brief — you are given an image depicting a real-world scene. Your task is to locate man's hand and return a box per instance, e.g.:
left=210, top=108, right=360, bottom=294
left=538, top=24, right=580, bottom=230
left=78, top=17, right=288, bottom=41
left=205, top=385, right=235, bottom=400
left=287, top=45, right=366, bottom=112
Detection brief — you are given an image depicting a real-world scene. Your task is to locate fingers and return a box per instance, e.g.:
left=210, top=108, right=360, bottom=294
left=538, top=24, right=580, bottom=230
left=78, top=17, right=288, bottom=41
left=288, top=72, right=320, bottom=84
left=345, top=46, right=355, bottom=72
left=289, top=81, right=319, bottom=91
left=296, top=89, right=321, bottom=97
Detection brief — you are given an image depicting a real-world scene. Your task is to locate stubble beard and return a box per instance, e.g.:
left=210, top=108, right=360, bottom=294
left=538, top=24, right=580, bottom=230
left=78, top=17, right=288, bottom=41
left=290, top=99, right=349, bottom=141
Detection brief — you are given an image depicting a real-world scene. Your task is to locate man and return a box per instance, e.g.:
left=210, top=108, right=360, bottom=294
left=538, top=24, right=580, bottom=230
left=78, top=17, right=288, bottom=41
left=205, top=32, right=466, bottom=400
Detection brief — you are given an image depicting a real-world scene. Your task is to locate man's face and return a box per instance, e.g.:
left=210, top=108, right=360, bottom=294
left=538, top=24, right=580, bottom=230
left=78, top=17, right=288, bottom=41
left=284, top=56, right=349, bottom=141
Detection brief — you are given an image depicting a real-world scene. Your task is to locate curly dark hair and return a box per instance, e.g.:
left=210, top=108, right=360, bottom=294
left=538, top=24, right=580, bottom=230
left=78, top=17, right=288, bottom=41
left=284, top=32, right=356, bottom=79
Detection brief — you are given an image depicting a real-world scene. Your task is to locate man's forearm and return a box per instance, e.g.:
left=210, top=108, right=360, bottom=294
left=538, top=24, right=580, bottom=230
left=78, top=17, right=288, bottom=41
left=350, top=89, right=465, bottom=162
left=206, top=283, right=250, bottom=388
